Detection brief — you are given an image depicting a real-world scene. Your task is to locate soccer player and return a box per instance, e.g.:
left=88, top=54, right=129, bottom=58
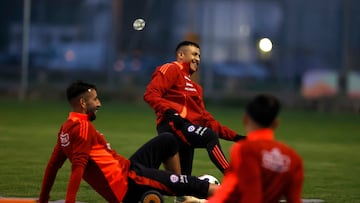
left=38, top=81, right=219, bottom=203
left=206, top=94, right=304, bottom=203
left=144, top=40, right=245, bottom=175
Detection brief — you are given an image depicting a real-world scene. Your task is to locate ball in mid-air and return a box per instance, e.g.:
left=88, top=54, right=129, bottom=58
left=133, top=18, right=146, bottom=31
left=198, top=174, right=220, bottom=185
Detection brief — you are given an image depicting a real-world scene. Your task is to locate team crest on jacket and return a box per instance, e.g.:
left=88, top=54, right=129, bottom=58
left=60, top=132, right=70, bottom=147
left=170, top=174, right=179, bottom=183
left=187, top=125, right=196, bottom=132
left=262, top=148, right=290, bottom=173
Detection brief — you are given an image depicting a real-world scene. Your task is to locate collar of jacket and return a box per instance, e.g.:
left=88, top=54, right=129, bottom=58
left=173, top=61, right=191, bottom=76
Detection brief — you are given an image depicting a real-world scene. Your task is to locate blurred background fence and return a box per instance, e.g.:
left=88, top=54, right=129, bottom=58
left=0, top=0, right=359, bottom=112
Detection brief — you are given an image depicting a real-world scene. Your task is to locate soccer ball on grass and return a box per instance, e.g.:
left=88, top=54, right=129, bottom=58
left=198, top=174, right=220, bottom=185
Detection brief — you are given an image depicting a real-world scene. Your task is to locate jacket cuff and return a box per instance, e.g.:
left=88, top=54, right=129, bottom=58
left=233, top=134, right=246, bottom=141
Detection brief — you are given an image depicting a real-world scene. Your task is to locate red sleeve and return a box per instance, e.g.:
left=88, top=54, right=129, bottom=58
left=208, top=142, right=264, bottom=203
left=285, top=156, right=304, bottom=203
left=184, top=82, right=239, bottom=141
left=144, top=63, right=182, bottom=116
left=203, top=110, right=239, bottom=141
left=236, top=145, right=262, bottom=203
left=207, top=143, right=244, bottom=203
left=65, top=120, right=93, bottom=203
left=39, top=141, right=67, bottom=203
left=197, top=92, right=239, bottom=141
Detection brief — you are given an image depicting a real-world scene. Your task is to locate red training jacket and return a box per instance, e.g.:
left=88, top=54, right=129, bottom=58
left=39, top=112, right=131, bottom=203
left=144, top=61, right=238, bottom=141
left=207, top=128, right=304, bottom=203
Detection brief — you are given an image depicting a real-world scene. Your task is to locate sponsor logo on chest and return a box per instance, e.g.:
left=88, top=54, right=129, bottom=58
left=184, top=76, right=197, bottom=92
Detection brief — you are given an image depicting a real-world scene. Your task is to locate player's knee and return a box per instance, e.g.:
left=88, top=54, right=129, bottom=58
left=158, top=132, right=178, bottom=145
left=204, top=128, right=218, bottom=139
left=201, top=128, right=220, bottom=146
left=158, top=132, right=179, bottom=153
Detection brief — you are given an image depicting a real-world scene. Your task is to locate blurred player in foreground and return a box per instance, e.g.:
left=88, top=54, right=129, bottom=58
left=38, top=81, right=219, bottom=203
left=207, top=94, right=304, bottom=203
left=144, top=40, right=245, bottom=176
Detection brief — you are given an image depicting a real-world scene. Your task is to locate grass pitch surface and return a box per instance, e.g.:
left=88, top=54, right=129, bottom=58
left=0, top=100, right=359, bottom=202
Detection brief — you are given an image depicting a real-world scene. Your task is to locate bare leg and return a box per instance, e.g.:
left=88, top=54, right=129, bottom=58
left=163, top=152, right=181, bottom=174
left=207, top=183, right=219, bottom=196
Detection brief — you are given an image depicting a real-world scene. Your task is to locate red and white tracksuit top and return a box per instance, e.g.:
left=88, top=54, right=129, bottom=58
left=144, top=61, right=239, bottom=141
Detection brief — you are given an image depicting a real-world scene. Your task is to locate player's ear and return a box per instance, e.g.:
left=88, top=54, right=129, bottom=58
left=79, top=97, right=87, bottom=109
left=270, top=118, right=279, bottom=129
left=177, top=50, right=184, bottom=58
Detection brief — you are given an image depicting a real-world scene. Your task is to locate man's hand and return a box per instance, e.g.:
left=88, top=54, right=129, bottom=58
left=164, top=109, right=185, bottom=129
left=234, top=134, right=246, bottom=141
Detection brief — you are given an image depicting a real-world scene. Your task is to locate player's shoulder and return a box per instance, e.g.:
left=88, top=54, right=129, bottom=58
left=157, top=62, right=181, bottom=75
left=230, top=140, right=247, bottom=155
left=275, top=142, right=304, bottom=169
left=273, top=141, right=302, bottom=159
left=66, top=118, right=94, bottom=131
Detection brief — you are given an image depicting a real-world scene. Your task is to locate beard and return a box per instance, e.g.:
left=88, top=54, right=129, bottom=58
left=86, top=108, right=97, bottom=121
left=87, top=111, right=96, bottom=121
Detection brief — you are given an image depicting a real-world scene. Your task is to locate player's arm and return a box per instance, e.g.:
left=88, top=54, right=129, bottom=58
left=191, top=84, right=244, bottom=142
left=206, top=117, right=245, bottom=141
left=207, top=143, right=247, bottom=203
left=285, top=158, right=304, bottom=203
left=144, top=64, right=181, bottom=115
left=236, top=148, right=262, bottom=203
left=39, top=142, right=67, bottom=203
left=65, top=121, right=93, bottom=203
left=202, top=107, right=245, bottom=142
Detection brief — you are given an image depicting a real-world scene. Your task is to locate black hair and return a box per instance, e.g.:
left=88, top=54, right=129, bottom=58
left=175, top=41, right=200, bottom=52
left=66, top=80, right=97, bottom=102
left=246, top=94, right=281, bottom=127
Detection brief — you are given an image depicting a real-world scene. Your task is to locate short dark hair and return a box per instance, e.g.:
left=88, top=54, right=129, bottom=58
left=175, top=41, right=200, bottom=52
left=246, top=94, right=281, bottom=127
left=66, top=80, right=96, bottom=102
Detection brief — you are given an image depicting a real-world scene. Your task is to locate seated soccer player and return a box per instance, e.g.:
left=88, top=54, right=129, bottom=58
left=38, top=80, right=219, bottom=203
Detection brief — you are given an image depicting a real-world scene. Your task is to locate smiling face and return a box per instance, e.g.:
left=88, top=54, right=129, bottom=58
left=79, top=88, right=101, bottom=121
left=177, top=45, right=201, bottom=74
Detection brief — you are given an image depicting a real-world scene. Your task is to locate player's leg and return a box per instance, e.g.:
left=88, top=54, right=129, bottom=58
left=123, top=162, right=216, bottom=203
left=163, top=150, right=181, bottom=174
left=129, top=132, right=180, bottom=172
left=206, top=138, right=229, bottom=173
left=157, top=121, right=194, bottom=175
left=161, top=111, right=230, bottom=173
left=178, top=142, right=194, bottom=175
left=122, top=178, right=150, bottom=203
left=181, top=123, right=230, bottom=173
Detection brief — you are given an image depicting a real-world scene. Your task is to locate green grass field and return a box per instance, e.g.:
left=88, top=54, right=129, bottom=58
left=0, top=100, right=359, bottom=202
